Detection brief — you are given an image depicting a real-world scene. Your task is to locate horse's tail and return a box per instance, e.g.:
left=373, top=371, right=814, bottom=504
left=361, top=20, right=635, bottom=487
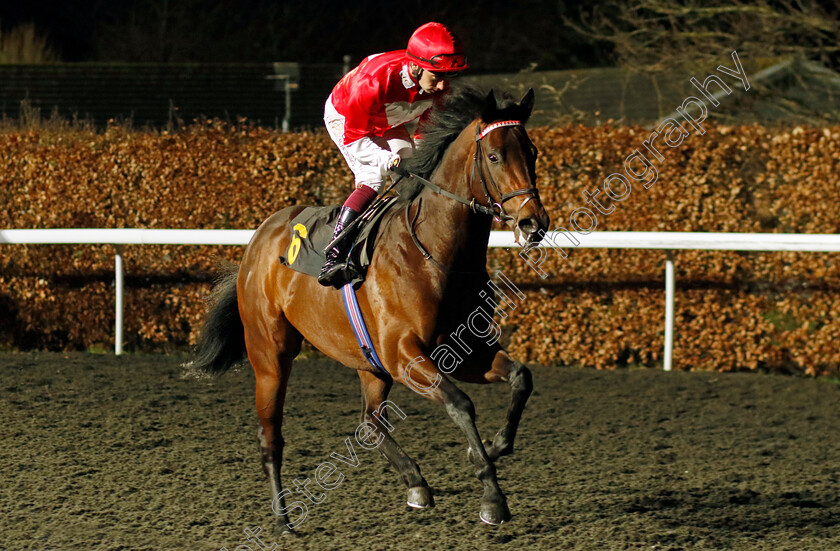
left=187, top=263, right=246, bottom=376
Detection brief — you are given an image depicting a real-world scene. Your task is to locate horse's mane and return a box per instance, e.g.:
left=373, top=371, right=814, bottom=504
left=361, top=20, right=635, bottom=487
left=396, top=86, right=531, bottom=203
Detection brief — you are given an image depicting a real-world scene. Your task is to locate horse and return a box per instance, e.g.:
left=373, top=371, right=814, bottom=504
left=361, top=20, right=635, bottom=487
left=189, top=86, right=550, bottom=531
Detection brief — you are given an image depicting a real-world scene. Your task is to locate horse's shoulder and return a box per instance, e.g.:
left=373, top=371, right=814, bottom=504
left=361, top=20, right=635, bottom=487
left=378, top=199, right=414, bottom=233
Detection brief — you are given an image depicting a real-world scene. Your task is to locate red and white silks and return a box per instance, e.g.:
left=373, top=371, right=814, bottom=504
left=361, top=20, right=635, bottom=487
left=324, top=50, right=442, bottom=191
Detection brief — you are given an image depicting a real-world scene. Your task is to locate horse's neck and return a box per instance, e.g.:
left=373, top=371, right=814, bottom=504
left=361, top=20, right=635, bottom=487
left=414, top=126, right=492, bottom=269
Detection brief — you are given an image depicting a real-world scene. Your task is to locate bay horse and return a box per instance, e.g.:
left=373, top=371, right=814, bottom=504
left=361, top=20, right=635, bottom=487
left=190, top=87, right=550, bottom=531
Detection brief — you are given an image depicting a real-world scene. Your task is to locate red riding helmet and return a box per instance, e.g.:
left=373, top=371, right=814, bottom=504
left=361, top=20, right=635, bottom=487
left=406, top=22, right=468, bottom=73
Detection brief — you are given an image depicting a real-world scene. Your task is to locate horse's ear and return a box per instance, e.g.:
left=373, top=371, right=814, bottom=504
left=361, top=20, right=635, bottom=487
left=482, top=89, right=498, bottom=121
left=518, top=88, right=535, bottom=123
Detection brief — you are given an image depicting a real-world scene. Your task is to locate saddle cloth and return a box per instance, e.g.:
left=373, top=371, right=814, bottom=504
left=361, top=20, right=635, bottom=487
left=278, top=196, right=399, bottom=288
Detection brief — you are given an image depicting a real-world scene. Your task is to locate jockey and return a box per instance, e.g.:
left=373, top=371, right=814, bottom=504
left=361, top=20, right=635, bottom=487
left=318, top=21, right=468, bottom=287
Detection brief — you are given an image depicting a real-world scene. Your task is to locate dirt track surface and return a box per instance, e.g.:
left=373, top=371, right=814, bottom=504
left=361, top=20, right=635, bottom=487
left=0, top=352, right=838, bottom=551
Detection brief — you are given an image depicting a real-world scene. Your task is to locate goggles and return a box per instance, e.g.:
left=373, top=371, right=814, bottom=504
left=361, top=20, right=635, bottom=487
left=408, top=52, right=468, bottom=72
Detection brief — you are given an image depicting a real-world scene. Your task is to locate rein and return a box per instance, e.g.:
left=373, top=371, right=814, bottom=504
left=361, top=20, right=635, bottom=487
left=391, top=164, right=497, bottom=217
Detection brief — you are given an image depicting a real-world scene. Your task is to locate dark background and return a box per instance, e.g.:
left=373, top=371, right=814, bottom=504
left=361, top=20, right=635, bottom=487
left=2, top=1, right=839, bottom=128
left=5, top=1, right=840, bottom=72
left=0, top=0, right=613, bottom=70
left=5, top=1, right=840, bottom=71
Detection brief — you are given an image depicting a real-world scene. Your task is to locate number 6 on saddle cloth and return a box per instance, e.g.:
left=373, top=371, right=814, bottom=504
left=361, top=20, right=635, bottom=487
left=278, top=196, right=399, bottom=289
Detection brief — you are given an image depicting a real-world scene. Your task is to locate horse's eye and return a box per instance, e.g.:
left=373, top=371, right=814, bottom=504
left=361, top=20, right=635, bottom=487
left=488, top=153, right=500, bottom=164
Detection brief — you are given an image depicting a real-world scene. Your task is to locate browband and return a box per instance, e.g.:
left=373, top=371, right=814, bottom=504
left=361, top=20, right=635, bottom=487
left=478, top=120, right=522, bottom=140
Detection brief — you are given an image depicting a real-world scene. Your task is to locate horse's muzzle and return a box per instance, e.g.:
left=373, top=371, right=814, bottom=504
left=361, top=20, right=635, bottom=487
left=515, top=213, right=549, bottom=245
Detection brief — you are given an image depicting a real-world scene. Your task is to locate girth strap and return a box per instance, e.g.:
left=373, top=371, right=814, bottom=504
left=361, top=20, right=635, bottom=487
left=341, top=283, right=391, bottom=378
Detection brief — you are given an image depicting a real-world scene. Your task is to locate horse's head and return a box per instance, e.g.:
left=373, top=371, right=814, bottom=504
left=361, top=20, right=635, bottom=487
left=471, top=89, right=550, bottom=245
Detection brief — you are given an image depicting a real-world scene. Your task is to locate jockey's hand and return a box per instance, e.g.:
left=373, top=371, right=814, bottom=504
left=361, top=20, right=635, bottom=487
left=388, top=155, right=410, bottom=178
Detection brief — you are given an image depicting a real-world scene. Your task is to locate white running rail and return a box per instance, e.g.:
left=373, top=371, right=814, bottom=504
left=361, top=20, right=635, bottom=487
left=3, top=228, right=840, bottom=367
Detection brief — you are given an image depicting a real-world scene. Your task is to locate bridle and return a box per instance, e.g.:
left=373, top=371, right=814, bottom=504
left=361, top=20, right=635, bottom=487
left=393, top=119, right=540, bottom=223
left=383, top=118, right=542, bottom=270
left=470, top=120, right=540, bottom=223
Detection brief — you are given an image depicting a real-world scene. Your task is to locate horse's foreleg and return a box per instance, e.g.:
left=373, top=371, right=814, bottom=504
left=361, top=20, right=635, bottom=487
left=401, top=347, right=510, bottom=525
left=466, top=351, right=533, bottom=463
left=357, top=370, right=434, bottom=508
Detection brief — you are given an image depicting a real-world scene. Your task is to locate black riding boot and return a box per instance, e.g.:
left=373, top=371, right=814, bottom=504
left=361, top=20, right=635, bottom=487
left=318, top=206, right=361, bottom=287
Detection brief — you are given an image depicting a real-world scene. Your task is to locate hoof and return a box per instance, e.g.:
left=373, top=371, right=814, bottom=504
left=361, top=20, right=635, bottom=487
left=479, top=500, right=511, bottom=526
left=271, top=523, right=297, bottom=537
left=467, top=439, right=493, bottom=463
left=407, top=486, right=435, bottom=509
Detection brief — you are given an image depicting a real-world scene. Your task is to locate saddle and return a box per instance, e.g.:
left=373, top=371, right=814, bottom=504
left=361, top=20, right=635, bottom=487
left=278, top=196, right=399, bottom=288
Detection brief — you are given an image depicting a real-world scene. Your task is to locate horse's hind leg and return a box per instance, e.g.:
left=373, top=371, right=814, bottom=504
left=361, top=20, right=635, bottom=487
left=357, top=370, right=434, bottom=508
left=459, top=350, right=533, bottom=463
left=247, top=315, right=302, bottom=534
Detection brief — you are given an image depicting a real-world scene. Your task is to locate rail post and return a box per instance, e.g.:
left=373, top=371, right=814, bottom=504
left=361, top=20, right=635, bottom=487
left=115, top=246, right=124, bottom=355
left=664, top=250, right=675, bottom=371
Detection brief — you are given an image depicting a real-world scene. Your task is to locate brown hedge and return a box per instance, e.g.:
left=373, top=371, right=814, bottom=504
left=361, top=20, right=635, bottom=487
left=1, top=121, right=839, bottom=375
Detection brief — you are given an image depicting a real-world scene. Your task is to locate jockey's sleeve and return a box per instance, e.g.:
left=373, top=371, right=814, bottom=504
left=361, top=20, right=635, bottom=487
left=342, top=73, right=398, bottom=176
left=342, top=73, right=383, bottom=145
